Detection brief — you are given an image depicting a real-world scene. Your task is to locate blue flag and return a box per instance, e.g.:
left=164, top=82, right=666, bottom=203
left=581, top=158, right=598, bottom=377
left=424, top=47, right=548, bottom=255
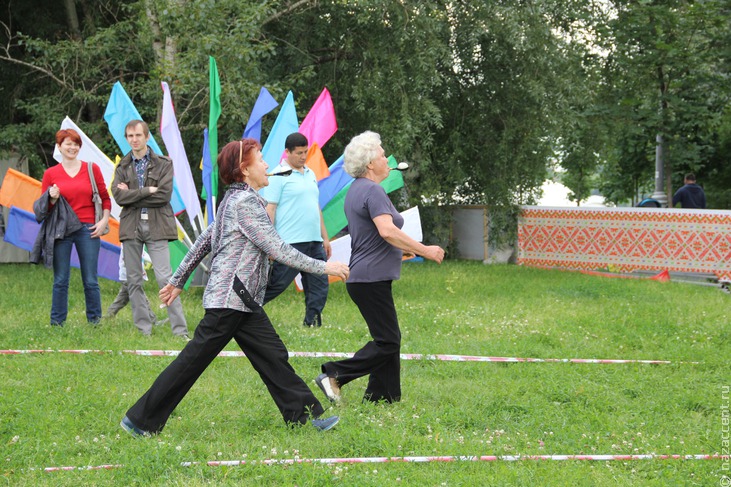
left=4, top=206, right=39, bottom=251
left=261, top=91, right=299, bottom=171
left=201, top=128, right=215, bottom=226
left=4, top=206, right=121, bottom=281
left=103, top=81, right=163, bottom=156
left=243, top=87, right=279, bottom=142
left=317, top=154, right=352, bottom=209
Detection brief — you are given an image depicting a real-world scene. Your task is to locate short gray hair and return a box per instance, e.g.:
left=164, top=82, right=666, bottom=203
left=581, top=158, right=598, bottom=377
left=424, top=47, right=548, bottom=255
left=344, top=131, right=382, bottom=178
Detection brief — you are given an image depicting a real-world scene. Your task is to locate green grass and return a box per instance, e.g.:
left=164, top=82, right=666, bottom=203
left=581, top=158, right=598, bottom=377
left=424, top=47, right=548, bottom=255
left=0, top=261, right=728, bottom=485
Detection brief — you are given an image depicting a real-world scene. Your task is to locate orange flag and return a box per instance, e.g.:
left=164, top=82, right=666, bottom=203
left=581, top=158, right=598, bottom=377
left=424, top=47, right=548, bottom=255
left=306, top=142, right=331, bottom=181
left=0, top=168, right=41, bottom=212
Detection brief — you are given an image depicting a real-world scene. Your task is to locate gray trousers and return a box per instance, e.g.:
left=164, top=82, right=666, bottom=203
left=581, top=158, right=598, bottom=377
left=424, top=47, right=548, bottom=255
left=106, top=282, right=158, bottom=323
left=123, top=221, right=188, bottom=336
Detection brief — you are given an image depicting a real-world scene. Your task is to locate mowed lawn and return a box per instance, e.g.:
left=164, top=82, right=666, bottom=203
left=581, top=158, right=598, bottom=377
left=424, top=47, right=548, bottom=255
left=0, top=261, right=728, bottom=486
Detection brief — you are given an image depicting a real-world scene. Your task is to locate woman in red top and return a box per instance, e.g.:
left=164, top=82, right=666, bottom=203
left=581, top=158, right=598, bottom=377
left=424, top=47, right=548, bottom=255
left=41, top=128, right=112, bottom=326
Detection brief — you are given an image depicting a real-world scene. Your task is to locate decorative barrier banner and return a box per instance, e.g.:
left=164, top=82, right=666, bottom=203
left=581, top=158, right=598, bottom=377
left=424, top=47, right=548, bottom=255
left=40, top=453, right=723, bottom=472
left=0, top=349, right=696, bottom=364
left=518, top=206, right=731, bottom=281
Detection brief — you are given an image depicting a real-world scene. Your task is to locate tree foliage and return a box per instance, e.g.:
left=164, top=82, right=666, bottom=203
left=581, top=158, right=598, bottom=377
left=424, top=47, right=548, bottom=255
left=588, top=0, right=731, bottom=205
left=0, top=0, right=729, bottom=233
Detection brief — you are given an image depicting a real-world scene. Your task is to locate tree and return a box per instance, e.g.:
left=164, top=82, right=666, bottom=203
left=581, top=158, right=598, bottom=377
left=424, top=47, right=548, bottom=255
left=0, top=0, right=149, bottom=172
left=261, top=0, right=595, bottom=242
left=589, top=0, right=731, bottom=206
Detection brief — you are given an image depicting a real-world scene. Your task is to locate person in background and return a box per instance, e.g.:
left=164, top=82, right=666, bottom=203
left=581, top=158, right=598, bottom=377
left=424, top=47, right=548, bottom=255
left=260, top=132, right=331, bottom=327
left=672, top=173, right=706, bottom=209
left=315, top=131, right=444, bottom=405
left=105, top=243, right=167, bottom=326
left=111, top=120, right=188, bottom=338
left=120, top=138, right=350, bottom=437
left=36, top=128, right=111, bottom=326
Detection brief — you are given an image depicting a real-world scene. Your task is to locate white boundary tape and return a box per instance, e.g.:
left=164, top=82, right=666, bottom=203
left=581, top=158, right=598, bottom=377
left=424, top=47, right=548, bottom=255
left=41, top=454, right=722, bottom=472
left=0, top=349, right=698, bottom=364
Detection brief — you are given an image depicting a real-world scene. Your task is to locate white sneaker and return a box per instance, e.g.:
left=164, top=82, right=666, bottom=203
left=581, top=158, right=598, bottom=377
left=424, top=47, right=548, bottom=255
left=315, top=373, right=341, bottom=402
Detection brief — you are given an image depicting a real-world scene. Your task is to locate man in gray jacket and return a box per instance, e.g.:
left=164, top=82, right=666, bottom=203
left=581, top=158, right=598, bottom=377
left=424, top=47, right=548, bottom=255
left=111, top=120, right=188, bottom=338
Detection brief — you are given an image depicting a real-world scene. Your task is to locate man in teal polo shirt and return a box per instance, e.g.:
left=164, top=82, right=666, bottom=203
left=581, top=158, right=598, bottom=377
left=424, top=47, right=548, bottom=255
left=261, top=132, right=332, bottom=327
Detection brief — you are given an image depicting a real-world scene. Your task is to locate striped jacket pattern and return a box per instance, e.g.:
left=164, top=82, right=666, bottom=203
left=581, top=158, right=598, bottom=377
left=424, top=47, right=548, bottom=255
left=170, top=182, right=327, bottom=312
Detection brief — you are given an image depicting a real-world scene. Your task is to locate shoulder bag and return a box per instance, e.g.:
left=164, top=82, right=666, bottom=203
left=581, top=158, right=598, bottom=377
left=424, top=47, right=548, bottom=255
left=88, top=162, right=110, bottom=235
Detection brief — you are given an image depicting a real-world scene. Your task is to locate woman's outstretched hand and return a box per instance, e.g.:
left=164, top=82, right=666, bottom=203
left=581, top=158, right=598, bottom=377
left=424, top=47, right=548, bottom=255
left=159, top=283, right=183, bottom=307
left=422, top=245, right=445, bottom=264
left=324, top=261, right=350, bottom=281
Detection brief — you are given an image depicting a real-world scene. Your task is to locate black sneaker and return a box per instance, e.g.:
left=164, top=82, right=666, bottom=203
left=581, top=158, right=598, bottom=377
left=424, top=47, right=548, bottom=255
left=303, top=314, right=322, bottom=327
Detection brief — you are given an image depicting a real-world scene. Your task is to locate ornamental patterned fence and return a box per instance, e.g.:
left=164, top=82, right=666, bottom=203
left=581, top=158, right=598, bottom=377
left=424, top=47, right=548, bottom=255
left=517, top=206, right=731, bottom=282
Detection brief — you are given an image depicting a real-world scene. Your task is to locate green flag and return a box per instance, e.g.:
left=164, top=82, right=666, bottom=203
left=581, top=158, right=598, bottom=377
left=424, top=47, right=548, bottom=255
left=322, top=182, right=351, bottom=238
left=381, top=155, right=404, bottom=193
left=168, top=240, right=196, bottom=290
left=322, top=156, right=404, bottom=238
left=208, top=56, right=221, bottom=198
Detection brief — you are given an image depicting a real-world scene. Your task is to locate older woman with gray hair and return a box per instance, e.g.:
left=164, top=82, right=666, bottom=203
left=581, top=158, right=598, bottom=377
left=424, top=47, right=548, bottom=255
left=315, top=131, right=445, bottom=404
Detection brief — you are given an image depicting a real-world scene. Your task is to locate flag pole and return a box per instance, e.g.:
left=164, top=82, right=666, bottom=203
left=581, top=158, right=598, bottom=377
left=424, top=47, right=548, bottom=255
left=174, top=217, right=210, bottom=273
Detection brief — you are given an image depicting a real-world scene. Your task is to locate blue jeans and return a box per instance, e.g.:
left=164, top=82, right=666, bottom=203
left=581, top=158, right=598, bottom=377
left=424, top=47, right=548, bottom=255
left=51, top=223, right=102, bottom=325
left=263, top=241, right=329, bottom=323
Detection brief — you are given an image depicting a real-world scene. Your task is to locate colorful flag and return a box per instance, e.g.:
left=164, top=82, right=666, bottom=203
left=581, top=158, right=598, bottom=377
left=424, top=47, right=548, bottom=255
left=317, top=154, right=350, bottom=208
left=168, top=240, right=196, bottom=290
left=161, top=81, right=204, bottom=231
left=3, top=206, right=39, bottom=250
left=321, top=182, right=351, bottom=238
left=103, top=81, right=164, bottom=156
left=0, top=168, right=41, bottom=212
left=299, top=87, right=338, bottom=148
left=4, top=206, right=121, bottom=281
left=0, top=168, right=121, bottom=245
left=299, top=88, right=337, bottom=180
left=201, top=129, right=214, bottom=226
left=306, top=143, right=330, bottom=181
left=243, top=87, right=278, bottom=142
left=321, top=156, right=403, bottom=238
left=381, top=155, right=405, bottom=194
left=261, top=91, right=299, bottom=171
left=206, top=56, right=222, bottom=200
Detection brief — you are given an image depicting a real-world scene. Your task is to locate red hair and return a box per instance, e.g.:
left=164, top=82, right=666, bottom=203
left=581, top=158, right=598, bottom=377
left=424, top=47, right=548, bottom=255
left=55, top=128, right=82, bottom=147
left=218, top=138, right=261, bottom=185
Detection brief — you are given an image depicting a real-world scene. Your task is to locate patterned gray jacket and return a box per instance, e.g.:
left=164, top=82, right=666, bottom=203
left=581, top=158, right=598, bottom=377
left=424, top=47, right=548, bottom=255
left=169, top=182, right=326, bottom=312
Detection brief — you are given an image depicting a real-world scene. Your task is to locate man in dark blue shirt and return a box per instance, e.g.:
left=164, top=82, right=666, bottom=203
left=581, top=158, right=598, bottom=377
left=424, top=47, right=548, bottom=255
left=672, top=173, right=706, bottom=209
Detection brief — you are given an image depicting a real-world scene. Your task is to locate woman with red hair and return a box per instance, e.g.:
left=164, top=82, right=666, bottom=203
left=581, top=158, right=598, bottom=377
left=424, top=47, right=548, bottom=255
left=38, top=128, right=111, bottom=326
left=121, top=138, right=350, bottom=436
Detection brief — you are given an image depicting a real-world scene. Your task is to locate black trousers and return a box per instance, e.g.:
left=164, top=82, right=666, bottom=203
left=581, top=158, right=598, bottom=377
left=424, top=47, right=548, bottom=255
left=263, top=241, right=329, bottom=323
left=322, top=281, right=401, bottom=403
left=126, top=308, right=325, bottom=433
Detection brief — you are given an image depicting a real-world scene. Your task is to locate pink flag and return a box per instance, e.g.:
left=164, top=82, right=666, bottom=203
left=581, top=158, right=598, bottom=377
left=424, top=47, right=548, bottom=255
left=299, top=87, right=338, bottom=148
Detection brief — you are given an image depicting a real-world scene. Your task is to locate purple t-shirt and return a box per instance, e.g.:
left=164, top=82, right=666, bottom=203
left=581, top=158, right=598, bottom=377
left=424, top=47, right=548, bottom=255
left=344, top=177, right=404, bottom=282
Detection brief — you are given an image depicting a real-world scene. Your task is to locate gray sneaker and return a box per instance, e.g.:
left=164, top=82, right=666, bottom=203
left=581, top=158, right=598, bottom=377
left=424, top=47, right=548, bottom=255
left=120, top=416, right=151, bottom=438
